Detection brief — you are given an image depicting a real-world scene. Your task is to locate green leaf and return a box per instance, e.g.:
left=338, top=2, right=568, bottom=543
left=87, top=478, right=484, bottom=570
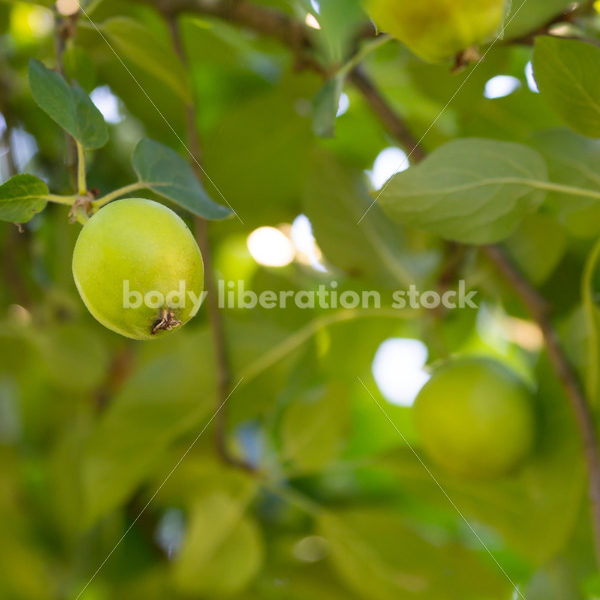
left=533, top=37, right=600, bottom=138
left=529, top=128, right=600, bottom=238
left=505, top=214, right=566, bottom=285
left=80, top=331, right=215, bottom=527
left=63, top=45, right=97, bottom=93
left=0, top=535, right=55, bottom=600
left=281, top=382, right=349, bottom=473
left=100, top=17, right=192, bottom=104
left=202, top=73, right=319, bottom=226
left=172, top=488, right=263, bottom=596
left=503, top=0, right=573, bottom=40
left=379, top=138, right=548, bottom=244
left=561, top=306, right=593, bottom=380
left=28, top=59, right=109, bottom=149
left=0, top=174, right=48, bottom=223
left=309, top=0, right=365, bottom=63
left=254, top=563, right=364, bottom=600
left=319, top=509, right=509, bottom=600
left=37, top=322, right=110, bottom=395
left=582, top=241, right=600, bottom=406
left=524, top=557, right=584, bottom=600
left=132, top=138, right=232, bottom=220
left=304, top=152, right=437, bottom=287
left=312, top=77, right=343, bottom=138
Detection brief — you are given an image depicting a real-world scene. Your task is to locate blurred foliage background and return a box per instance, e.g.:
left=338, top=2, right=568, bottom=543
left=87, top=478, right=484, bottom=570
left=2, top=0, right=600, bottom=598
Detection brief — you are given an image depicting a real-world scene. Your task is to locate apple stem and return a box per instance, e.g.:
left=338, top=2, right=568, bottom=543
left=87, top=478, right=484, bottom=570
left=150, top=308, right=182, bottom=335
left=76, top=141, right=87, bottom=196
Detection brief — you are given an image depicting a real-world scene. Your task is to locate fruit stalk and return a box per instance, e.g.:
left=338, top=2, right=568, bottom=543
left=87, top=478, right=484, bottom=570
left=76, top=141, right=87, bottom=196
left=92, top=182, right=149, bottom=210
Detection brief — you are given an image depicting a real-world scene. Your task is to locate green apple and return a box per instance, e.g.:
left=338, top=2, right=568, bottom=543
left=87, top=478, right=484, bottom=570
left=414, top=357, right=535, bottom=477
left=365, top=0, right=508, bottom=63
left=72, top=198, right=204, bottom=340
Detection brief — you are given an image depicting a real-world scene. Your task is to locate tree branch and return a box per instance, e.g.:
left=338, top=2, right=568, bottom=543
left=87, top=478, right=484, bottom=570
left=54, top=10, right=80, bottom=188
left=483, top=244, right=600, bottom=566
left=94, top=344, right=135, bottom=412
left=141, top=0, right=315, bottom=46
left=135, top=0, right=422, bottom=156
left=168, top=16, right=255, bottom=472
left=505, top=2, right=597, bottom=46
left=348, top=67, right=425, bottom=160
left=0, top=111, right=17, bottom=177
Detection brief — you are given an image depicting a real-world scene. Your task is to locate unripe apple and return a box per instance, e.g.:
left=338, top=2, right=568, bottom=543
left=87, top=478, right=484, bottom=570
left=72, top=199, right=204, bottom=340
left=365, top=0, right=507, bottom=63
left=414, top=357, right=535, bottom=478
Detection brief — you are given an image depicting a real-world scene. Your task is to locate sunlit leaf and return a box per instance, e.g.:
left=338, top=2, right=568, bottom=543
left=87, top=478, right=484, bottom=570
left=0, top=174, right=48, bottom=223
left=310, top=0, right=365, bottom=63
left=313, top=77, right=343, bottom=138
left=319, top=508, right=509, bottom=600
left=304, top=152, right=436, bottom=287
left=132, top=138, right=232, bottom=220
left=529, top=128, right=600, bottom=238
left=63, top=45, right=97, bottom=93
left=80, top=331, right=215, bottom=527
left=379, top=138, right=547, bottom=244
left=281, top=382, right=349, bottom=473
left=505, top=214, right=566, bottom=284
left=533, top=37, right=600, bottom=138
left=173, top=488, right=263, bottom=596
left=29, top=59, right=109, bottom=149
left=38, top=322, right=110, bottom=394
left=202, top=73, right=319, bottom=226
left=503, top=0, right=573, bottom=39
left=100, top=17, right=192, bottom=104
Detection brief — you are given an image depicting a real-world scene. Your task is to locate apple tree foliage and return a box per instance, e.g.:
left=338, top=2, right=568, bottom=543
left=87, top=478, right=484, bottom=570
left=1, top=0, right=600, bottom=599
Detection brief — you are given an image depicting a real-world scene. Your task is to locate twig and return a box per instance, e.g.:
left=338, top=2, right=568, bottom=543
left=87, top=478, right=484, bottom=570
left=54, top=11, right=80, bottom=189
left=125, top=496, right=169, bottom=560
left=94, top=344, right=135, bottom=412
left=2, top=226, right=32, bottom=308
left=427, top=242, right=470, bottom=358
left=136, top=0, right=422, bottom=156
left=142, top=0, right=318, bottom=48
left=348, top=67, right=425, bottom=160
left=505, top=2, right=594, bottom=46
left=483, top=244, right=600, bottom=566
left=54, top=15, right=68, bottom=77
left=168, top=16, right=254, bottom=472
left=0, top=114, right=17, bottom=176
